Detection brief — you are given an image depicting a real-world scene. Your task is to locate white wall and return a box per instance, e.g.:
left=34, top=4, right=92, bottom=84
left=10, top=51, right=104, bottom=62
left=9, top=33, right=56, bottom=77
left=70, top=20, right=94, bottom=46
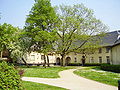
left=18, top=47, right=113, bottom=65
left=18, top=52, right=56, bottom=64
left=56, top=47, right=112, bottom=64
left=111, top=44, right=120, bottom=65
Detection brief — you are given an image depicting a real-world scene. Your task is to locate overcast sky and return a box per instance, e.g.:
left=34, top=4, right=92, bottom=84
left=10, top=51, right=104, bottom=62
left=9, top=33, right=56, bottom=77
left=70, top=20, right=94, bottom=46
left=0, top=0, right=120, bottom=31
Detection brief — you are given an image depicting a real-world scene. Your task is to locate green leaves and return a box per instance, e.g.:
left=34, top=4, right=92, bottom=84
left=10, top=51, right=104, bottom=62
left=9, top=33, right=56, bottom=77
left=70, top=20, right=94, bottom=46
left=0, top=23, right=19, bottom=51
left=0, top=23, right=29, bottom=62
left=55, top=4, right=108, bottom=55
left=25, top=0, right=58, bottom=54
left=26, top=0, right=57, bottom=30
left=35, top=31, right=56, bottom=42
left=0, top=61, right=23, bottom=90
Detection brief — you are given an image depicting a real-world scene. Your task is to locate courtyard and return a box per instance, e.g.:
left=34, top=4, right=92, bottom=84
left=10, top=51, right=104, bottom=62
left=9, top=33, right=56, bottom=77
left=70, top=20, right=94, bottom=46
left=21, top=66, right=118, bottom=90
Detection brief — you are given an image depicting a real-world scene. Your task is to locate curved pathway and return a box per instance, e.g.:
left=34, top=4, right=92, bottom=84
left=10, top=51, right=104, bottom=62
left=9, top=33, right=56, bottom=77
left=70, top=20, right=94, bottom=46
left=22, top=69, right=117, bottom=90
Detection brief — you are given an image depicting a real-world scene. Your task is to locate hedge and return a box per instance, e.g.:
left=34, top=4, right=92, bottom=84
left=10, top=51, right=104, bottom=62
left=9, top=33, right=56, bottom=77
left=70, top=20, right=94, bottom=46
left=84, top=63, right=101, bottom=66
left=101, top=64, right=120, bottom=73
left=0, top=61, right=23, bottom=90
left=67, top=63, right=81, bottom=66
left=67, top=63, right=101, bottom=66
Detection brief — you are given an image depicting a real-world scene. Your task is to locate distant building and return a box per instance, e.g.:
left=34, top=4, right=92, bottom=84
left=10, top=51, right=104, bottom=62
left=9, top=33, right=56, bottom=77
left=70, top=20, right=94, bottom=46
left=55, top=30, right=120, bottom=65
left=111, top=43, right=120, bottom=64
left=2, top=31, right=120, bottom=65
left=17, top=52, right=56, bottom=65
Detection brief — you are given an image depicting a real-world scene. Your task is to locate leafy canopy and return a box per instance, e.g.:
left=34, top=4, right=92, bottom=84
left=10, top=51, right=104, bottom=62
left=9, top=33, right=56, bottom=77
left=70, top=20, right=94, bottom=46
left=25, top=0, right=58, bottom=53
left=55, top=4, right=108, bottom=55
left=0, top=23, right=19, bottom=52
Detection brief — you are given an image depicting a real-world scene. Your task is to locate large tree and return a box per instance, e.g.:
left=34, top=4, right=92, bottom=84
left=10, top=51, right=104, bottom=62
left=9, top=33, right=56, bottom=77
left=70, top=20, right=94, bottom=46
left=55, top=4, right=108, bottom=66
left=24, top=0, right=58, bottom=67
left=0, top=23, right=19, bottom=59
left=0, top=23, right=30, bottom=66
left=9, top=29, right=32, bottom=66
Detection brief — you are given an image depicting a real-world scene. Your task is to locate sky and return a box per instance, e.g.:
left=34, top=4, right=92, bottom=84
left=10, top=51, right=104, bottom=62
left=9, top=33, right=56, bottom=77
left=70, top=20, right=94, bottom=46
left=0, top=0, right=120, bottom=31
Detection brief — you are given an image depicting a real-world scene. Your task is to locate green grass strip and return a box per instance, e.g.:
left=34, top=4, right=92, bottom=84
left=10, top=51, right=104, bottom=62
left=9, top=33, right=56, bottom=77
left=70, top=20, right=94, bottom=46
left=23, top=81, right=66, bottom=90
left=74, top=67, right=120, bottom=86
left=21, top=66, right=75, bottom=78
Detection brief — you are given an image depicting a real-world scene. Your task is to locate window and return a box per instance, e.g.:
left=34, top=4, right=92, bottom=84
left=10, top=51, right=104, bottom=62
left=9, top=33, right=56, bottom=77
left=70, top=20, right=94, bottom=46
left=99, top=57, right=102, bottom=63
left=90, top=57, right=94, bottom=63
left=48, top=53, right=53, bottom=56
left=74, top=53, right=77, bottom=55
left=31, top=55, right=35, bottom=61
left=74, top=57, right=77, bottom=62
left=106, top=56, right=110, bottom=64
left=41, top=55, right=44, bottom=60
left=98, top=48, right=102, bottom=53
left=106, top=47, right=110, bottom=53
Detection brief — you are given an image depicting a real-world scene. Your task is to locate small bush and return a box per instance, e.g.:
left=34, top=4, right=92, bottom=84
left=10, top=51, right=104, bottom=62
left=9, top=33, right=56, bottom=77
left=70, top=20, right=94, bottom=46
left=14, top=66, right=24, bottom=77
left=84, top=63, right=101, bottom=66
left=101, top=64, right=120, bottom=73
left=68, top=63, right=101, bottom=66
left=18, top=69, right=24, bottom=77
left=0, top=61, right=23, bottom=90
left=67, top=63, right=81, bottom=66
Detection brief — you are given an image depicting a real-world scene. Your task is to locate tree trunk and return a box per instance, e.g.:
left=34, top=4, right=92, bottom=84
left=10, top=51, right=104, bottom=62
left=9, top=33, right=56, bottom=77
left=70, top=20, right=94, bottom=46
left=43, top=54, right=46, bottom=68
left=21, top=58, right=29, bottom=68
left=47, top=55, right=50, bottom=67
left=0, top=51, right=3, bottom=58
left=61, top=54, right=66, bottom=67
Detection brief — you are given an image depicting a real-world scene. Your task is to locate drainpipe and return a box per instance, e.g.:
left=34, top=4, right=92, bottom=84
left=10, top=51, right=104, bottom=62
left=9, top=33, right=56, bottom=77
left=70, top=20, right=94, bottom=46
left=110, top=47, right=113, bottom=65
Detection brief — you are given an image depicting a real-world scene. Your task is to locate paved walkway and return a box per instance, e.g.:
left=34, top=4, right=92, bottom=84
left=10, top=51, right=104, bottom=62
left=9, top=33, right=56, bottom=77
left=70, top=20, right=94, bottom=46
left=22, top=69, right=117, bottom=90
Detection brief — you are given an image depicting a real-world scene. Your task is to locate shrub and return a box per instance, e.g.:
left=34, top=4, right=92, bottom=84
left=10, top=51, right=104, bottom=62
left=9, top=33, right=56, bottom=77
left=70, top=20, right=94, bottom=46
left=0, top=61, right=23, bottom=90
left=67, top=63, right=81, bottom=66
left=18, top=69, right=24, bottom=77
left=68, top=63, right=101, bottom=66
left=14, top=66, right=24, bottom=77
left=84, top=63, right=101, bottom=66
left=101, top=64, right=120, bottom=73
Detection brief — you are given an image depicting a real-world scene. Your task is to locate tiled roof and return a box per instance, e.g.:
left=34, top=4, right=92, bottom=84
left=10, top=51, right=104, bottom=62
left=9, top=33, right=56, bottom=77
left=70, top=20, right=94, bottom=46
left=101, top=30, right=120, bottom=46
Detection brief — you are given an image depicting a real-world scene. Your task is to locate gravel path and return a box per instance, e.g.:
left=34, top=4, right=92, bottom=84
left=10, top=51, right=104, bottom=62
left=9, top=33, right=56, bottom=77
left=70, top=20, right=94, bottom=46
left=22, top=69, right=117, bottom=90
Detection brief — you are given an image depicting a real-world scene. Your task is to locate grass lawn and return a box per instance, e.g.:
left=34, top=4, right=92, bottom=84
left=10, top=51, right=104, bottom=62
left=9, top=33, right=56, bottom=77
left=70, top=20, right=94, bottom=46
left=22, top=81, right=66, bottom=90
left=74, top=67, right=120, bottom=86
left=21, top=66, right=75, bottom=78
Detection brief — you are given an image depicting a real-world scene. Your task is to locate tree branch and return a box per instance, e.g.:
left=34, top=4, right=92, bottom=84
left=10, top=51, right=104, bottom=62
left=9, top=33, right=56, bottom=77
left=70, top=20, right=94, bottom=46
left=57, top=32, right=62, bottom=38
